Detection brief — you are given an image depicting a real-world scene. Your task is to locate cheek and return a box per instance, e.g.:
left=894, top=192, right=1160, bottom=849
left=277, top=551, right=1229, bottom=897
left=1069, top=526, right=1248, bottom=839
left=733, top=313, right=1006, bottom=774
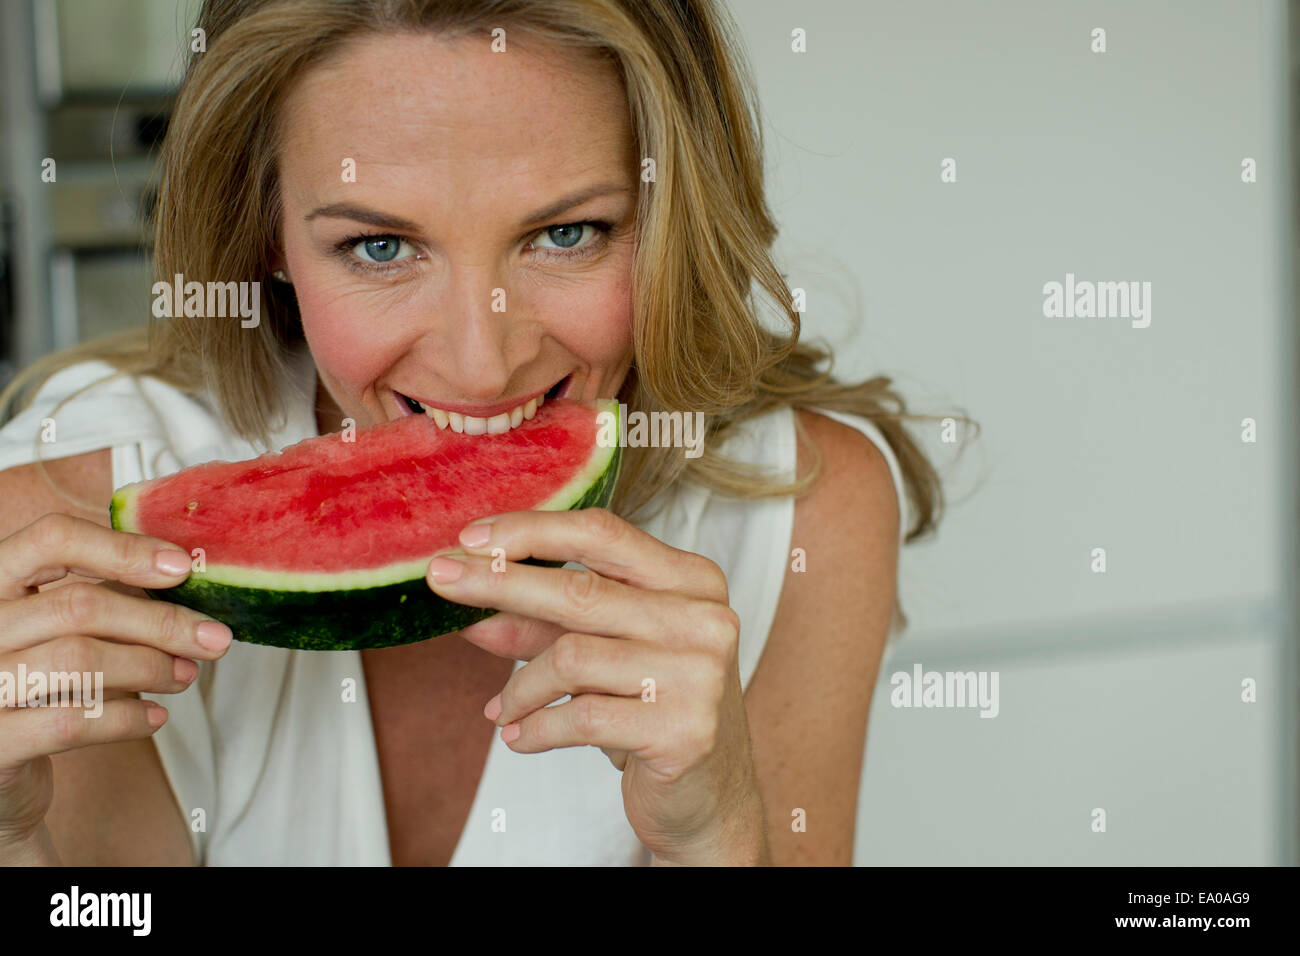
left=530, top=272, right=634, bottom=366
left=296, top=293, right=400, bottom=392
left=286, top=242, right=408, bottom=392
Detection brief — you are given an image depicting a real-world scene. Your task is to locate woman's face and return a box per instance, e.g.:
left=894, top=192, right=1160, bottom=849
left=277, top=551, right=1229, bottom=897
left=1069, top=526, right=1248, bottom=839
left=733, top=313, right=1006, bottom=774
left=275, top=31, right=639, bottom=434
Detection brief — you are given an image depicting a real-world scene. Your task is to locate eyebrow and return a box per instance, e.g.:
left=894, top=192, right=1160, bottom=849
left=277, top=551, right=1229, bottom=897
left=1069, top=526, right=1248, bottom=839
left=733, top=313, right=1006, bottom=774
left=304, top=182, right=634, bottom=232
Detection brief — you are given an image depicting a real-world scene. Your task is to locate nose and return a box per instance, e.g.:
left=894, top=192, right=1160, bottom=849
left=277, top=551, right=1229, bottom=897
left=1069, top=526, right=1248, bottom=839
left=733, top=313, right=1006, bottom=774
left=415, top=262, right=535, bottom=400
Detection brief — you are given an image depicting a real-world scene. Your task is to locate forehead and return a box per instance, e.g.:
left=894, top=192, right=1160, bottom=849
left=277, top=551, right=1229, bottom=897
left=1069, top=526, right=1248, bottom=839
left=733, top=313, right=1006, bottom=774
left=278, top=31, right=634, bottom=196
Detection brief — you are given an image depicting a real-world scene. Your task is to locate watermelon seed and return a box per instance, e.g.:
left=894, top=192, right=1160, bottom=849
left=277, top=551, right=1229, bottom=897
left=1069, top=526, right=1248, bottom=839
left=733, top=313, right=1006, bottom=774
left=186, top=501, right=198, bottom=512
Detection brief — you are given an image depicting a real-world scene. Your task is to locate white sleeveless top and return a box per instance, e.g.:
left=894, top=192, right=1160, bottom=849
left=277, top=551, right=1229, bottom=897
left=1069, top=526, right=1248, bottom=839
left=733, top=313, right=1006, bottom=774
left=0, top=342, right=908, bottom=865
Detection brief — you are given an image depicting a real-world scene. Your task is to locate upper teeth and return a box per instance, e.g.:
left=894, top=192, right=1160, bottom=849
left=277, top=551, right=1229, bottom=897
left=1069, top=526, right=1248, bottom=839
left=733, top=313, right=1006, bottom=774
left=417, top=394, right=546, bottom=434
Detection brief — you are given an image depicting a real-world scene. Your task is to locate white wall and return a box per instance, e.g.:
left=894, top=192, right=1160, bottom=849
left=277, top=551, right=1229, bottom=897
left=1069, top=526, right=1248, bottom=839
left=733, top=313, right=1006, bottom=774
left=726, top=0, right=1292, bottom=863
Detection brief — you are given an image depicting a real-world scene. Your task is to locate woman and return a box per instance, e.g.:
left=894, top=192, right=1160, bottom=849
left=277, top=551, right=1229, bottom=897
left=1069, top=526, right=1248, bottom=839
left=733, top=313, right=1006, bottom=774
left=0, top=0, right=958, bottom=866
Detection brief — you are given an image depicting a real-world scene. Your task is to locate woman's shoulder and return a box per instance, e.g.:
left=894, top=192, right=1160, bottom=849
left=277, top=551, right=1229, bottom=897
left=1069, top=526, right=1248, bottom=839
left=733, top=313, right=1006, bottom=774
left=0, top=357, right=230, bottom=478
left=791, top=407, right=902, bottom=541
left=709, top=403, right=908, bottom=544
left=793, top=406, right=908, bottom=547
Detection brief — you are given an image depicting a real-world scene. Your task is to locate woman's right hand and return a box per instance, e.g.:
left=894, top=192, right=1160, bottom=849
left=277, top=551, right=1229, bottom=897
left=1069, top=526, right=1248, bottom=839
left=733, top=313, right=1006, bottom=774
left=0, top=513, right=233, bottom=862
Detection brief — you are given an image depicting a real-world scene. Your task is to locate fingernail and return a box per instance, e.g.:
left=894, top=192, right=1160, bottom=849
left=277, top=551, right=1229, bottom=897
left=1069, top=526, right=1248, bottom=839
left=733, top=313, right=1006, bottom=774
left=174, top=657, right=199, bottom=682
left=196, top=620, right=232, bottom=651
left=146, top=704, right=168, bottom=728
left=459, top=524, right=492, bottom=549
left=155, top=550, right=192, bottom=575
left=501, top=722, right=521, bottom=743
left=484, top=694, right=502, bottom=721
left=428, top=555, right=465, bottom=584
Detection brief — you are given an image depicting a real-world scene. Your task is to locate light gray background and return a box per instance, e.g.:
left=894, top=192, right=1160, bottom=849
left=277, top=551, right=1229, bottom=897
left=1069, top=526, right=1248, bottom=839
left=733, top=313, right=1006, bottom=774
left=2, top=0, right=1291, bottom=866
left=728, top=0, right=1293, bottom=864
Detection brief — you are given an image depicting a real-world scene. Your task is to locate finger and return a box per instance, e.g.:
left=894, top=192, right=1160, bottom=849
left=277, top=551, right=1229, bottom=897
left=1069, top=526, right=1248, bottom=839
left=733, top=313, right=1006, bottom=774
left=0, top=513, right=195, bottom=600
left=452, top=611, right=565, bottom=662
left=452, top=508, right=729, bottom=604
left=599, top=746, right=629, bottom=771
left=428, top=553, right=703, bottom=649
left=0, top=638, right=199, bottom=700
left=0, top=582, right=232, bottom=660
left=501, top=694, right=648, bottom=755
left=0, top=698, right=167, bottom=768
left=492, top=632, right=664, bottom=727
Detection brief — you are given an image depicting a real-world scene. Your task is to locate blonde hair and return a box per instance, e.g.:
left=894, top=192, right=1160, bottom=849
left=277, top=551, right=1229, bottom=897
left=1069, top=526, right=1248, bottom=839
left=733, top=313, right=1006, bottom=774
left=1, top=0, right=976, bottom=628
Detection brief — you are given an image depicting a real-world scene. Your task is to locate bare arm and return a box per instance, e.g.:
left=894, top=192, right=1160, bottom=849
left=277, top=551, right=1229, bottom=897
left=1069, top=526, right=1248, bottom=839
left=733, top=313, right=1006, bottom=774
left=743, top=410, right=900, bottom=866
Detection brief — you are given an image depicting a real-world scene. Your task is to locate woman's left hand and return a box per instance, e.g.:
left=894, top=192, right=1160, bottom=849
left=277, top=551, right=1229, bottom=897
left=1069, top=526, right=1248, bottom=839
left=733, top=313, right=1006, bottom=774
left=425, top=507, right=770, bottom=866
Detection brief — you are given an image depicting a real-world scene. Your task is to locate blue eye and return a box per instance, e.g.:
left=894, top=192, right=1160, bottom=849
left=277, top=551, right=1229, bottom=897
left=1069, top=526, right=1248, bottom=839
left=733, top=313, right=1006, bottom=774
left=536, top=223, right=587, bottom=249
left=332, top=219, right=614, bottom=276
left=529, top=221, right=612, bottom=256
left=353, top=236, right=412, bottom=264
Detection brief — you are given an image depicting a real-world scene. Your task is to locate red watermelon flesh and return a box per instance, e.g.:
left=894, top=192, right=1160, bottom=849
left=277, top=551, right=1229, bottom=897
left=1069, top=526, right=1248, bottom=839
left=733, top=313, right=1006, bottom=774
left=128, top=399, right=604, bottom=574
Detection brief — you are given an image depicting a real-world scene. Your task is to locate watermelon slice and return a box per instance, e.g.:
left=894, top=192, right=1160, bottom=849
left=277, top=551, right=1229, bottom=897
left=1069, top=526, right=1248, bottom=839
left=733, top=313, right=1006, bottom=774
left=109, top=398, right=621, bottom=651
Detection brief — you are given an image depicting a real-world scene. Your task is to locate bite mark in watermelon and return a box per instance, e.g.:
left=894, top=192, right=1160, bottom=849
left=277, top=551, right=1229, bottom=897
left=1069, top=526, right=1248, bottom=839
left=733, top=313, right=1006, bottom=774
left=109, top=398, right=621, bottom=651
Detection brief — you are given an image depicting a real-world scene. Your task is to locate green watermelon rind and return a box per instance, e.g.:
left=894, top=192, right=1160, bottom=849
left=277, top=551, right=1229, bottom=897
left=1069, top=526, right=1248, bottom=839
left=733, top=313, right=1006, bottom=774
left=110, top=400, right=622, bottom=652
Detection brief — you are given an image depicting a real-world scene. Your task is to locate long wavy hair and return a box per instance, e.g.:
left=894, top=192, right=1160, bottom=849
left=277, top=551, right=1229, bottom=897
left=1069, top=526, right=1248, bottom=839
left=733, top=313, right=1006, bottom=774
left=0, top=0, right=976, bottom=629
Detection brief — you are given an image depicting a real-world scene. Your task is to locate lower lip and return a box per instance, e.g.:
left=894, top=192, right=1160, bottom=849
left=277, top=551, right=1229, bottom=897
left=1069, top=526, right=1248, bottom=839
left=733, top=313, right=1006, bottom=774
left=392, top=374, right=574, bottom=420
